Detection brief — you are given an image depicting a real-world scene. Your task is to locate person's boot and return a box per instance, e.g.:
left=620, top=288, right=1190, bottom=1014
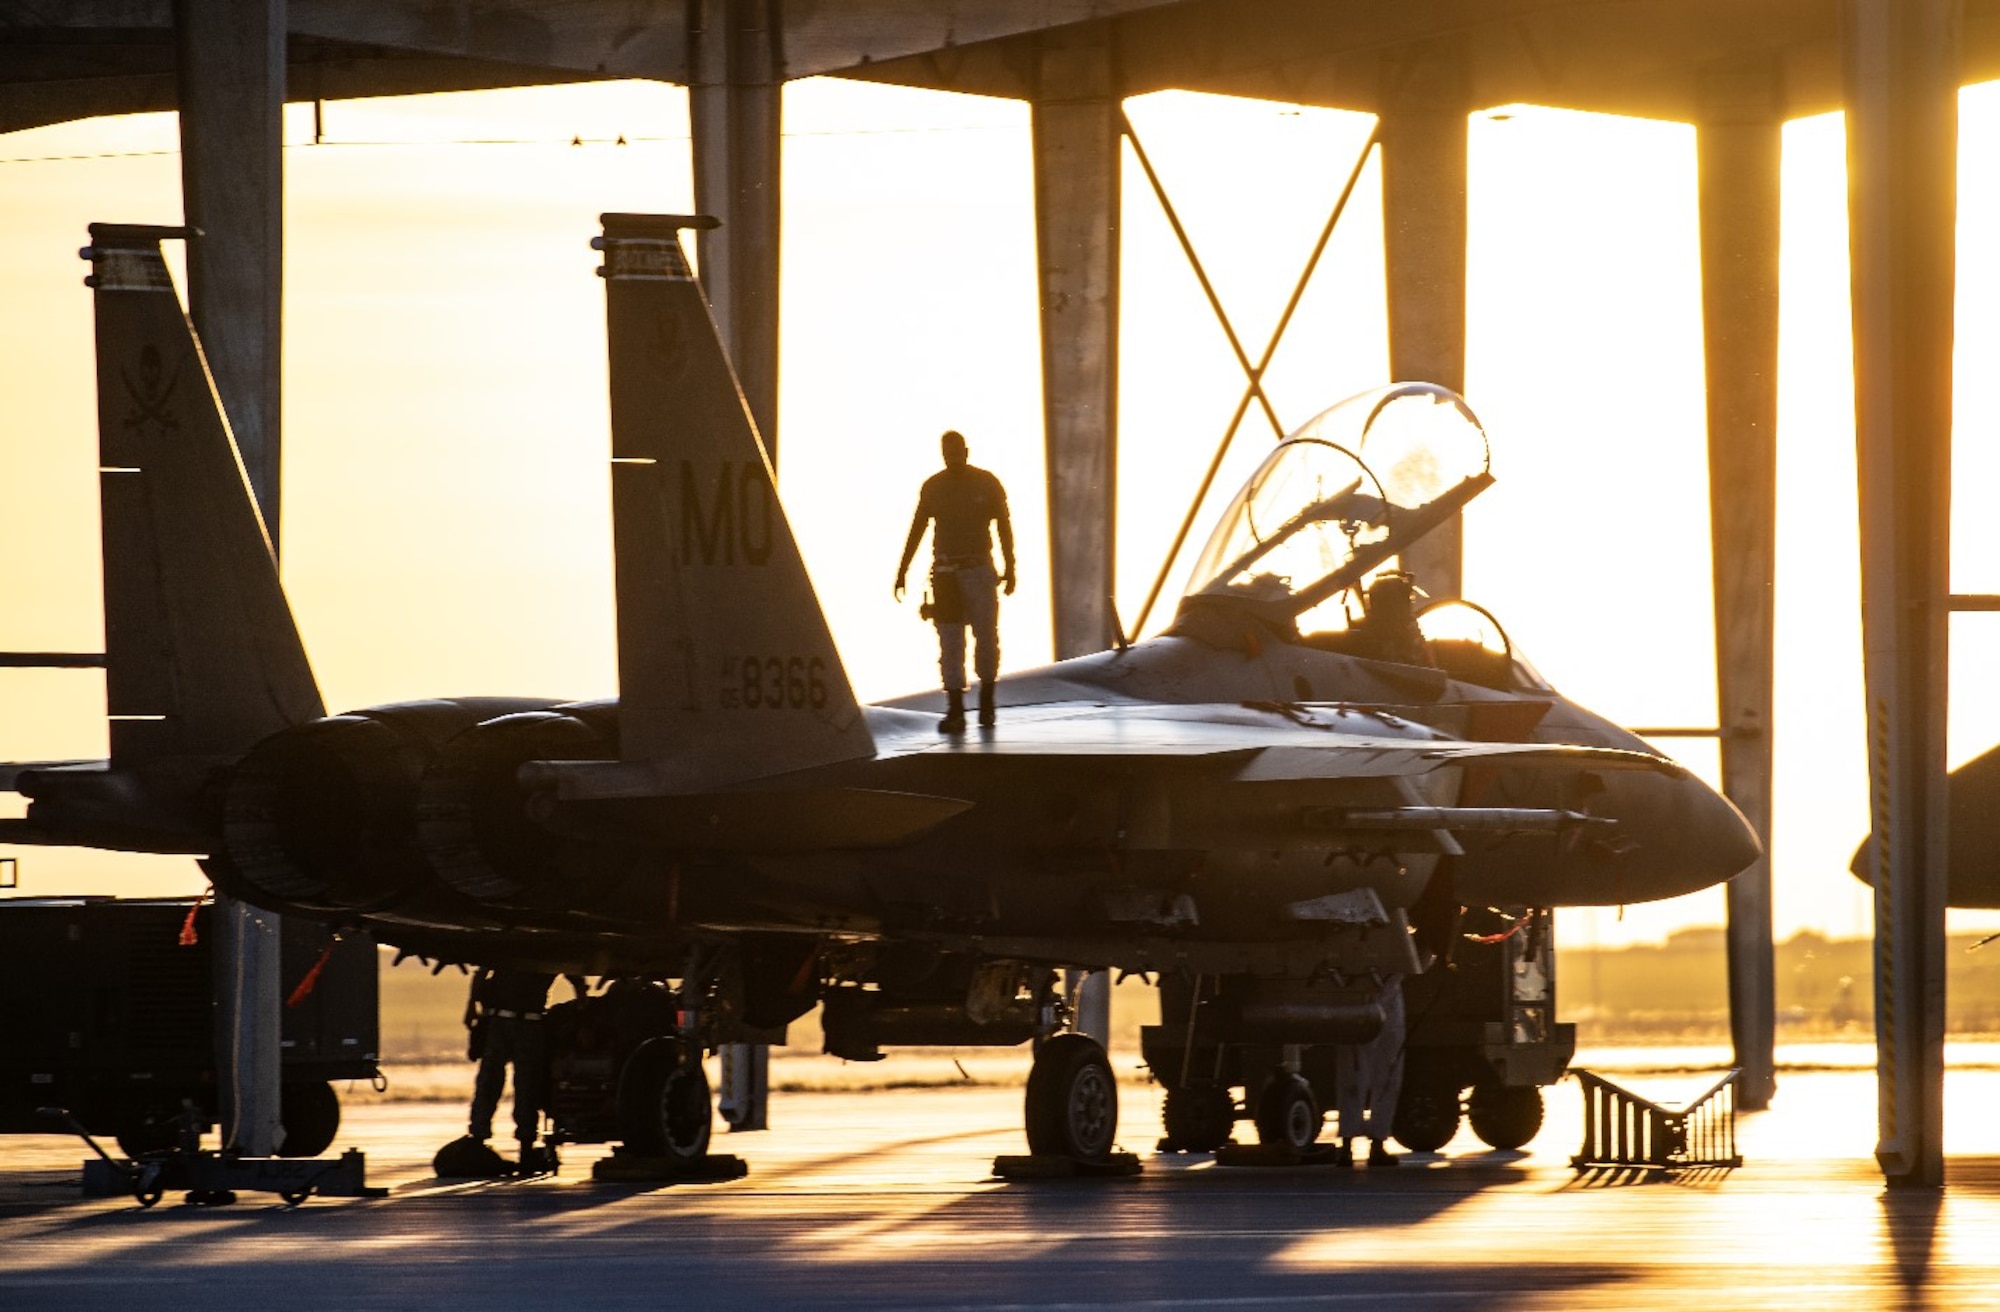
left=939, top=689, right=966, bottom=735
left=1368, top=1137, right=1398, bottom=1167
left=978, top=682, right=996, bottom=729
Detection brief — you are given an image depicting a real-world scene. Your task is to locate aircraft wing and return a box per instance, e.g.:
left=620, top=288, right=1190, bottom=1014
left=879, top=704, right=1678, bottom=780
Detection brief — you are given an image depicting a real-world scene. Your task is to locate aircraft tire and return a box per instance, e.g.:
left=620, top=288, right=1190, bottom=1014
left=1252, top=1073, right=1321, bottom=1152
left=1391, top=1080, right=1462, bottom=1153
left=616, top=1039, right=713, bottom=1161
left=277, top=1080, right=341, bottom=1158
left=1025, top=1033, right=1118, bottom=1161
left=1466, top=1083, right=1543, bottom=1151
left=1161, top=1084, right=1235, bottom=1152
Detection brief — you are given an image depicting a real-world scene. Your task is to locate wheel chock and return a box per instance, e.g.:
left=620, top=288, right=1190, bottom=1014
left=432, top=1136, right=510, bottom=1179
left=589, top=1152, right=749, bottom=1184
left=1212, top=1143, right=1347, bottom=1169
left=991, top=1152, right=1142, bottom=1180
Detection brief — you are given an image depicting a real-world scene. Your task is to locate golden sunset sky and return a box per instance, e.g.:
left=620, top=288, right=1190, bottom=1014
left=4, top=76, right=2000, bottom=949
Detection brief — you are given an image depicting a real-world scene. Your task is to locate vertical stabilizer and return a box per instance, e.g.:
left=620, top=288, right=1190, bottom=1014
left=82, top=225, right=324, bottom=765
left=582, top=213, right=873, bottom=794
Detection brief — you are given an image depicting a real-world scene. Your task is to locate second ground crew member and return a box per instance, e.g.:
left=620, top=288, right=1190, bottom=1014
left=894, top=429, right=1016, bottom=733
left=466, top=966, right=556, bottom=1169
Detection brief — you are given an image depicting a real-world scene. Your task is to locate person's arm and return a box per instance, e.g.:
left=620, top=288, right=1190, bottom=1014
left=465, top=970, right=488, bottom=1027
left=993, top=476, right=1016, bottom=595
left=895, top=488, right=931, bottom=602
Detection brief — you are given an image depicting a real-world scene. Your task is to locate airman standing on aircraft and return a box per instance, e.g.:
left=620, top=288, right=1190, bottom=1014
left=894, top=429, right=1016, bottom=734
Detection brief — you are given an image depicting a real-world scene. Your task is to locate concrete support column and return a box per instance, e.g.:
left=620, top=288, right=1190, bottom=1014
left=690, top=0, right=783, bottom=457
left=1843, top=0, right=1960, bottom=1188
left=1381, top=80, right=1468, bottom=599
left=175, top=0, right=283, bottom=520
left=1032, top=26, right=1119, bottom=1045
left=1031, top=24, right=1120, bottom=661
left=692, top=0, right=782, bottom=1127
left=175, top=0, right=286, bottom=1159
left=1696, top=73, right=1783, bottom=1112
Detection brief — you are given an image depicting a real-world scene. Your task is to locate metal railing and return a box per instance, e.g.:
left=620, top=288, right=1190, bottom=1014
left=1571, top=1067, right=1742, bottom=1172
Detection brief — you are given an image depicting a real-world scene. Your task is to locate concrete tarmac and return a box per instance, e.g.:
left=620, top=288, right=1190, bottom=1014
left=4, top=1067, right=2000, bottom=1310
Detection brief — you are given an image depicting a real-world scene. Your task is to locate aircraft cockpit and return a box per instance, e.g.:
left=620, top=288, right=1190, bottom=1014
left=1414, top=597, right=1552, bottom=693
left=1173, top=383, right=1547, bottom=692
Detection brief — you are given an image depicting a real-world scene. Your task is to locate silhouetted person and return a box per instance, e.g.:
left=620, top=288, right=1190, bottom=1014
left=1352, top=571, right=1431, bottom=667
left=466, top=967, right=555, bottom=1168
left=1335, top=974, right=1405, bottom=1167
left=894, top=430, right=1016, bottom=733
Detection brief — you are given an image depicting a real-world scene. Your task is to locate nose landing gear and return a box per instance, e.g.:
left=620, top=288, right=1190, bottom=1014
left=1024, top=1033, right=1118, bottom=1161
left=996, top=1031, right=1141, bottom=1178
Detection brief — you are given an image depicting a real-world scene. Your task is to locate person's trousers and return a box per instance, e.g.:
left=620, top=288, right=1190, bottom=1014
left=468, top=1016, right=546, bottom=1144
left=934, top=561, right=1000, bottom=692
left=1335, top=976, right=1406, bottom=1141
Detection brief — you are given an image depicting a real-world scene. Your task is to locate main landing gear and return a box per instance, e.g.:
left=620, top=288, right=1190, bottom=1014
left=1252, top=1072, right=1322, bottom=1153
left=615, top=1037, right=714, bottom=1163
left=1023, top=1033, right=1119, bottom=1162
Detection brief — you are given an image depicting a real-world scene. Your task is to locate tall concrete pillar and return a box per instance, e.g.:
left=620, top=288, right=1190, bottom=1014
left=1696, top=68, right=1783, bottom=1113
left=1381, top=76, right=1468, bottom=600
left=1032, top=25, right=1120, bottom=1044
left=690, top=0, right=782, bottom=458
left=1031, top=24, right=1121, bottom=661
left=1844, top=0, right=1960, bottom=1188
left=174, top=0, right=286, bottom=1158
left=1384, top=106, right=1464, bottom=600
left=691, top=0, right=782, bottom=1127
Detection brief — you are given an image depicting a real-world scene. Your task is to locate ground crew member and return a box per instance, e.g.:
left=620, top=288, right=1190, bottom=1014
left=466, top=967, right=555, bottom=1168
left=1335, top=974, right=1406, bottom=1166
left=894, top=429, right=1015, bottom=733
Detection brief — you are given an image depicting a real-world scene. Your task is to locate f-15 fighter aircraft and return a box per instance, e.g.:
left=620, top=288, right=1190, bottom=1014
left=1852, top=741, right=2000, bottom=908
left=2, top=216, right=1757, bottom=1167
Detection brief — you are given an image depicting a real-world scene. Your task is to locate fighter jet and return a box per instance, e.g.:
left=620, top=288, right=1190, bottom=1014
left=2, top=217, right=1758, bottom=1167
left=1850, top=742, right=2000, bottom=907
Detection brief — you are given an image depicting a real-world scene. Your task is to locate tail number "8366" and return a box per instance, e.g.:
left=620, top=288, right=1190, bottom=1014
left=724, top=655, right=829, bottom=710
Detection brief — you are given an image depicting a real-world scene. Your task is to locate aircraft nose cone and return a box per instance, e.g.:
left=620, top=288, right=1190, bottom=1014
left=1689, top=778, right=1762, bottom=885
left=1590, top=768, right=1761, bottom=905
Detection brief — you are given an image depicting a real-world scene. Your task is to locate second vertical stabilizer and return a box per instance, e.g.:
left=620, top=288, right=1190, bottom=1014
left=574, top=214, right=874, bottom=796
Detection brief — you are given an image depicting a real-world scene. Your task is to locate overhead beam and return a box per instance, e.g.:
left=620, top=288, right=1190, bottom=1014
left=1844, top=0, right=1959, bottom=1189
left=1696, top=63, right=1783, bottom=1114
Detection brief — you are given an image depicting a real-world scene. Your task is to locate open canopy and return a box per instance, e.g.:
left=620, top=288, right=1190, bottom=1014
left=1184, top=383, right=1492, bottom=621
